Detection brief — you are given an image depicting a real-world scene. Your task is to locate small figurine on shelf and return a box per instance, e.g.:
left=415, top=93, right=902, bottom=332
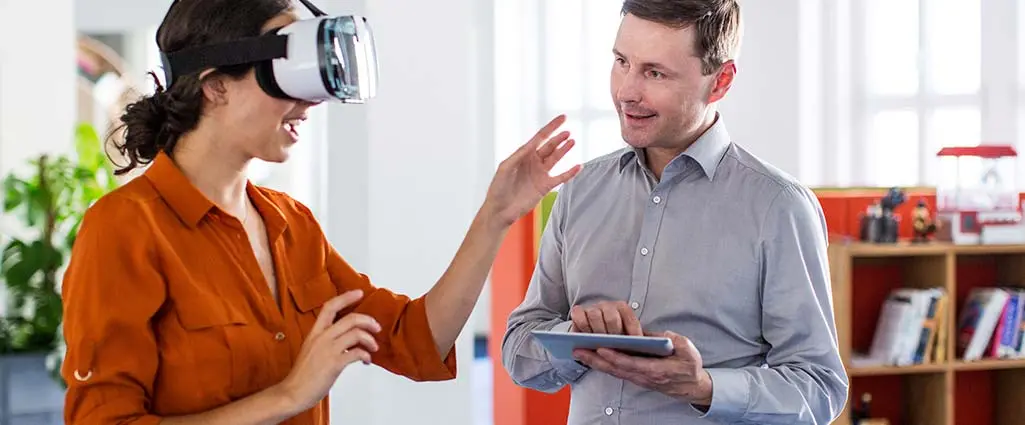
left=878, top=187, right=906, bottom=243
left=912, top=198, right=938, bottom=243
left=859, top=202, right=882, bottom=243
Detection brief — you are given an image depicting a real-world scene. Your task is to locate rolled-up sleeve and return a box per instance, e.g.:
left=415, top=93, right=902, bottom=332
left=699, top=184, right=849, bottom=424
left=501, top=191, right=589, bottom=393
left=325, top=244, right=457, bottom=382
left=61, top=196, right=166, bottom=425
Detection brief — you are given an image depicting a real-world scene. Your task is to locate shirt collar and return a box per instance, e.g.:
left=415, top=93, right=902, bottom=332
left=618, top=114, right=732, bottom=180
left=143, top=151, right=288, bottom=240
left=145, top=151, right=215, bottom=228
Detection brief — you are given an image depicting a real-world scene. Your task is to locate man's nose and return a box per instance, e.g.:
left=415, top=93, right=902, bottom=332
left=615, top=74, right=642, bottom=103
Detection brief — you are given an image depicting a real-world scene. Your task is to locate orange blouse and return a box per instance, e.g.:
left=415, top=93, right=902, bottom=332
left=60, top=152, right=456, bottom=424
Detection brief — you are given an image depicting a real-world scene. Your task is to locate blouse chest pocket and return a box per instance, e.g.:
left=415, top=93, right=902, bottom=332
left=288, top=271, right=339, bottom=337
left=169, top=295, right=253, bottom=401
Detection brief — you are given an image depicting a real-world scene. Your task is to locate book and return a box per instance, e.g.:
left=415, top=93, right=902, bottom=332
left=864, top=287, right=947, bottom=366
left=957, top=287, right=1011, bottom=361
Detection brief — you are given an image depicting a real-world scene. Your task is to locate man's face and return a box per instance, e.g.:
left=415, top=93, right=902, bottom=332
left=609, top=13, right=733, bottom=150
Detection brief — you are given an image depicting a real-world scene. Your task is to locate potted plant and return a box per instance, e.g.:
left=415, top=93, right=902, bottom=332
left=0, top=123, right=118, bottom=424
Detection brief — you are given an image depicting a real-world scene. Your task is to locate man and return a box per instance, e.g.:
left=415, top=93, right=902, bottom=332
left=500, top=1, right=849, bottom=424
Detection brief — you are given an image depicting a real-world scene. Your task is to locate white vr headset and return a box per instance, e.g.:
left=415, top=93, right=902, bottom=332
left=159, top=0, right=378, bottom=103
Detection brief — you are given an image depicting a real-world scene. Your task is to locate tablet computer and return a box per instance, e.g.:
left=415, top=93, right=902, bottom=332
left=531, top=329, right=675, bottom=360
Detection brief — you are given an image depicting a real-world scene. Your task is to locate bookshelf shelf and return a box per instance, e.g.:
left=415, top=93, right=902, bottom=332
left=952, top=359, right=1025, bottom=372
left=848, top=363, right=948, bottom=377
left=829, top=242, right=1025, bottom=425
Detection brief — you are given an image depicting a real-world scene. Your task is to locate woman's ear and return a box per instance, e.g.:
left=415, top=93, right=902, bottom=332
left=199, top=69, right=229, bottom=106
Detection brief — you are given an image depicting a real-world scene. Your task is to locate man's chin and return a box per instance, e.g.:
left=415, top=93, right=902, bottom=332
left=622, top=133, right=655, bottom=149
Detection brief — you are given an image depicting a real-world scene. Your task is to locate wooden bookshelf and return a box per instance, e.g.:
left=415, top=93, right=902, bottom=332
left=830, top=241, right=1025, bottom=425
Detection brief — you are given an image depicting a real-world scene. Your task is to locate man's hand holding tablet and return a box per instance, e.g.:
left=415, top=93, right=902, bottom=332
left=568, top=301, right=645, bottom=336
left=558, top=301, right=715, bottom=409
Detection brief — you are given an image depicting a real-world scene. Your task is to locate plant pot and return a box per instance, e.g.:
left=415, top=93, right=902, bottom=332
left=0, top=353, right=63, bottom=425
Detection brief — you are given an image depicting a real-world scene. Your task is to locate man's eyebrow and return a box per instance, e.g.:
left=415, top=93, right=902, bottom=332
left=612, top=48, right=673, bottom=71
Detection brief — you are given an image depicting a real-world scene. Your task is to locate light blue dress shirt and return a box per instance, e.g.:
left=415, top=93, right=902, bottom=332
left=501, top=115, right=849, bottom=424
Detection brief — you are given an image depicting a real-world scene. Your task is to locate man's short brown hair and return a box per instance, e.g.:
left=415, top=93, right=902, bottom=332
left=621, top=0, right=742, bottom=75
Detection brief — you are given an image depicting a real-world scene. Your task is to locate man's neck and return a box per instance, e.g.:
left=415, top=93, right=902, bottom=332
left=171, top=127, right=251, bottom=217
left=644, top=111, right=718, bottom=181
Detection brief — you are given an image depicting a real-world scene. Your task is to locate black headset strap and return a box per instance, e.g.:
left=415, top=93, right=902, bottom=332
left=159, top=0, right=329, bottom=86
left=161, top=33, right=289, bottom=86
left=298, top=0, right=328, bottom=17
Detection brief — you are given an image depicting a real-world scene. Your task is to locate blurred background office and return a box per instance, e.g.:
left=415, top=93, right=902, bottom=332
left=1, top=0, right=1023, bottom=424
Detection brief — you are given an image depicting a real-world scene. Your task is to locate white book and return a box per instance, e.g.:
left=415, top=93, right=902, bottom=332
left=868, top=290, right=915, bottom=365
left=959, top=288, right=1010, bottom=361
left=893, top=288, right=929, bottom=366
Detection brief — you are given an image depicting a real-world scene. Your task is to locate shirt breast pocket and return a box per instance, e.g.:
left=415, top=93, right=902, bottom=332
left=288, top=271, right=339, bottom=337
left=171, top=296, right=252, bottom=400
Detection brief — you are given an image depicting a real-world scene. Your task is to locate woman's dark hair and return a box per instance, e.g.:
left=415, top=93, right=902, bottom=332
left=109, top=0, right=291, bottom=175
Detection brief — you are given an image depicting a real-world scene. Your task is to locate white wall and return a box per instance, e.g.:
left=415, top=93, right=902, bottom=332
left=0, top=0, right=77, bottom=174
left=716, top=0, right=805, bottom=180
left=0, top=0, right=78, bottom=315
left=320, top=0, right=493, bottom=423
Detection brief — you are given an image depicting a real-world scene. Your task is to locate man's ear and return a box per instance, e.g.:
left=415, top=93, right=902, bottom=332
left=707, top=60, right=736, bottom=103
left=199, top=69, right=229, bottom=106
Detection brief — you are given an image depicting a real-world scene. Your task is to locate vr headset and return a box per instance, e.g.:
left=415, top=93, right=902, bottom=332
left=159, top=0, right=378, bottom=103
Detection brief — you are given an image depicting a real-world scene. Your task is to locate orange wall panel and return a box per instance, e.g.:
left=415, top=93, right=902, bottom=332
left=490, top=210, right=570, bottom=425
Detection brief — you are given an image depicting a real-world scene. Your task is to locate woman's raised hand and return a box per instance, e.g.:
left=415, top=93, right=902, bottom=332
left=483, top=114, right=581, bottom=227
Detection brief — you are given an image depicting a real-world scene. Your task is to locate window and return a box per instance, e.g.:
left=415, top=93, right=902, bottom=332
left=494, top=0, right=626, bottom=175
left=856, top=0, right=983, bottom=187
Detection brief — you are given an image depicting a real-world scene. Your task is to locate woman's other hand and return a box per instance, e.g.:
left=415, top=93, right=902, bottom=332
left=273, top=290, right=381, bottom=413
left=484, top=114, right=581, bottom=227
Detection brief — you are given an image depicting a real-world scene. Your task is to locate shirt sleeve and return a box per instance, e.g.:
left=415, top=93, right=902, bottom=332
left=500, top=191, right=589, bottom=393
left=61, top=196, right=166, bottom=425
left=697, top=184, right=849, bottom=424
left=324, top=243, right=457, bottom=382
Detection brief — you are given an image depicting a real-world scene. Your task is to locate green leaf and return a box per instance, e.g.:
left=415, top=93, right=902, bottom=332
left=3, top=243, right=41, bottom=289
left=1, top=239, right=24, bottom=269
left=75, top=123, right=103, bottom=169
left=1, top=122, right=118, bottom=361
left=65, top=216, right=84, bottom=249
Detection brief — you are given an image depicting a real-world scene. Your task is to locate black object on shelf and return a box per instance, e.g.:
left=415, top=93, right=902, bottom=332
left=859, top=187, right=906, bottom=244
left=851, top=392, right=873, bottom=425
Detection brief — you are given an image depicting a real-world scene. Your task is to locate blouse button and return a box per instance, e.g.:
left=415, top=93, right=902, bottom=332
left=275, top=332, right=286, bottom=341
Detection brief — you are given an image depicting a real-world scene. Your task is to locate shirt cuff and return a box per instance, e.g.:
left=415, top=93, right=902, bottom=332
left=545, top=321, right=590, bottom=383
left=409, top=297, right=458, bottom=381
left=693, top=367, right=750, bottom=422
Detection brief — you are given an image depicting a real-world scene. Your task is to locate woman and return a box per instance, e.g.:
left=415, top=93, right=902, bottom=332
left=59, top=1, right=579, bottom=424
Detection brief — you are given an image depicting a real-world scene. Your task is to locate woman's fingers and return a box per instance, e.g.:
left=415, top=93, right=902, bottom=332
left=545, top=164, right=582, bottom=191
left=512, top=114, right=567, bottom=158
left=338, top=348, right=372, bottom=367
left=335, top=328, right=380, bottom=353
left=536, top=131, right=571, bottom=158
left=325, top=312, right=381, bottom=340
left=310, top=290, right=364, bottom=335
left=542, top=138, right=576, bottom=169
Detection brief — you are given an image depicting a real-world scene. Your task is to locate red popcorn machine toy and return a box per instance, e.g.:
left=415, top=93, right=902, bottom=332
left=935, top=145, right=1025, bottom=244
